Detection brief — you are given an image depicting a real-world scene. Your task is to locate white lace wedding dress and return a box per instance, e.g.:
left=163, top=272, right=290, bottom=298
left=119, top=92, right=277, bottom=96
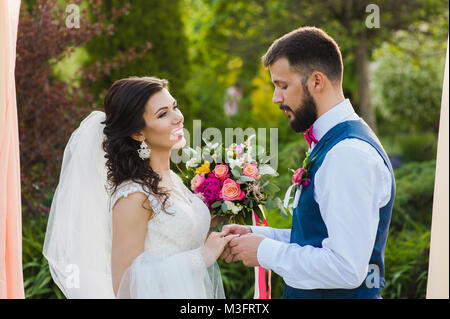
left=111, top=170, right=225, bottom=299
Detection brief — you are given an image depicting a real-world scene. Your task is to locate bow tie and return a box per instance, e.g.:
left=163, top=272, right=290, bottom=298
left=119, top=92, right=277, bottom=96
left=304, top=125, right=318, bottom=149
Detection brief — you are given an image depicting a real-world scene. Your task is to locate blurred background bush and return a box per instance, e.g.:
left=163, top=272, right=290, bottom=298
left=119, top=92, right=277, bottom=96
left=18, top=0, right=448, bottom=299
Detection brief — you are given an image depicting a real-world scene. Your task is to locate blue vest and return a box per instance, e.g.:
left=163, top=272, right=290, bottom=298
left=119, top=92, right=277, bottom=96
left=283, top=120, right=395, bottom=299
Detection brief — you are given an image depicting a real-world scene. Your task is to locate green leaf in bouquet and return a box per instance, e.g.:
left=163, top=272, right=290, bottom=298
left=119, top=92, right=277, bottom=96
left=258, top=164, right=278, bottom=177
left=264, top=182, right=280, bottom=194
left=257, top=173, right=270, bottom=184
left=221, top=202, right=228, bottom=213
left=211, top=201, right=222, bottom=209
left=261, top=180, right=270, bottom=188
left=236, top=176, right=256, bottom=184
left=231, top=167, right=242, bottom=178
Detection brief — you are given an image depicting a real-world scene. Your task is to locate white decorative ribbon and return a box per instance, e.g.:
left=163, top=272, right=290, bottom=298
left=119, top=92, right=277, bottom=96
left=283, top=184, right=303, bottom=213
left=293, top=185, right=302, bottom=208
left=283, top=184, right=295, bottom=209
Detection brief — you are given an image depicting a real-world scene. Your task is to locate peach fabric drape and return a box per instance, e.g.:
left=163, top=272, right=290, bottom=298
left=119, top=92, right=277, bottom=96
left=0, top=0, right=24, bottom=299
left=426, top=37, right=449, bottom=299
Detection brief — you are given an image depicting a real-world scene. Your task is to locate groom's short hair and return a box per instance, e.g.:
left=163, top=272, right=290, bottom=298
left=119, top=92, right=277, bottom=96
left=262, top=26, right=343, bottom=84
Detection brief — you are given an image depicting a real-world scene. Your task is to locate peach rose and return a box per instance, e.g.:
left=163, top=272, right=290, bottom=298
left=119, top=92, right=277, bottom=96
left=220, top=178, right=245, bottom=201
left=212, top=164, right=229, bottom=180
left=242, top=163, right=258, bottom=179
left=191, top=174, right=205, bottom=193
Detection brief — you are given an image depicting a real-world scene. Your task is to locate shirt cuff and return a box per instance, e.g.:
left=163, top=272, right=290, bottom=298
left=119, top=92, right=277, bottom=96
left=249, top=225, right=260, bottom=234
left=249, top=226, right=275, bottom=239
left=257, top=237, right=285, bottom=270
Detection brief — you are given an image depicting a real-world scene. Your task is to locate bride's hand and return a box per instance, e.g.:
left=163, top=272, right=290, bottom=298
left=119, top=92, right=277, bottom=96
left=204, top=231, right=238, bottom=262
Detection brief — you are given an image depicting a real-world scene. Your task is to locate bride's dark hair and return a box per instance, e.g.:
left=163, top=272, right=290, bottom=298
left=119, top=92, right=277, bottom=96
left=102, top=76, right=171, bottom=214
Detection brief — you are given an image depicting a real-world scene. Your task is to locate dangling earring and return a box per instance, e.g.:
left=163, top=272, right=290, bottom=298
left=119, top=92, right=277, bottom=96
left=138, top=140, right=151, bottom=159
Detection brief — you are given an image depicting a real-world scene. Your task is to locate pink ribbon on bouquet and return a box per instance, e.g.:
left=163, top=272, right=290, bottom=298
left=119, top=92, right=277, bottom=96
left=252, top=206, right=272, bottom=299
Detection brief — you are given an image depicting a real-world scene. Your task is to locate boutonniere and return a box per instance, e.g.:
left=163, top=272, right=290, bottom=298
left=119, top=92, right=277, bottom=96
left=290, top=150, right=315, bottom=187
left=283, top=125, right=318, bottom=212
left=283, top=150, right=317, bottom=212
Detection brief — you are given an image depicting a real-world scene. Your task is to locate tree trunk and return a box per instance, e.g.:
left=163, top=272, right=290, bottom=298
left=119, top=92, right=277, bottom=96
left=354, top=32, right=377, bottom=132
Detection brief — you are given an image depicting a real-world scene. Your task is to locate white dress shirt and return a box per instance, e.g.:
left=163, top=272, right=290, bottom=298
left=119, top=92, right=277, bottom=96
left=250, top=99, right=392, bottom=289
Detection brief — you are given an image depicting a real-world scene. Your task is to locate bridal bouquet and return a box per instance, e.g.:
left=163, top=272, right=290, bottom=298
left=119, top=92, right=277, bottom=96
left=177, top=135, right=286, bottom=230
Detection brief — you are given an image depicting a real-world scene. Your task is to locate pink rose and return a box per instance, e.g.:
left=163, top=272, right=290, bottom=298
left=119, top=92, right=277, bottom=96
left=292, top=168, right=305, bottom=186
left=220, top=178, right=245, bottom=201
left=212, top=164, right=230, bottom=180
left=242, top=163, right=258, bottom=179
left=191, top=174, right=205, bottom=193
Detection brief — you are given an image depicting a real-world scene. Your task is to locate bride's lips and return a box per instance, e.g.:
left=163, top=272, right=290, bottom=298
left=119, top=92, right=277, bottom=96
left=171, top=126, right=184, bottom=137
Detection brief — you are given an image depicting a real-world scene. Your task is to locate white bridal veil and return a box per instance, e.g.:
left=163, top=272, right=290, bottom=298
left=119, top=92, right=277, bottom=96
left=43, top=111, right=115, bottom=298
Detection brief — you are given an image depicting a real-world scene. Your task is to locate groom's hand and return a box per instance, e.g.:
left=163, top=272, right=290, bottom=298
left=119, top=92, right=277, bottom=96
left=220, top=224, right=252, bottom=263
left=228, top=233, right=266, bottom=267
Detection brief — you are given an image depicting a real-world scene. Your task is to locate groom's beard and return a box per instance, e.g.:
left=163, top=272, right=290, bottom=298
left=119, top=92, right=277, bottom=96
left=281, top=86, right=318, bottom=133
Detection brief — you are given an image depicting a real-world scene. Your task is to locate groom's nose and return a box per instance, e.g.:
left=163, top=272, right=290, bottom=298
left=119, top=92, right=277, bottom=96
left=272, top=89, right=284, bottom=104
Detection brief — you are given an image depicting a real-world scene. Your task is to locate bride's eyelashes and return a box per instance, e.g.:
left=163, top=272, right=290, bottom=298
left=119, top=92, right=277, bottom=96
left=158, top=105, right=179, bottom=118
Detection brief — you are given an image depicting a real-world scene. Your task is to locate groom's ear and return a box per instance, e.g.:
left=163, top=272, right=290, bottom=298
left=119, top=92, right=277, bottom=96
left=310, top=71, right=326, bottom=93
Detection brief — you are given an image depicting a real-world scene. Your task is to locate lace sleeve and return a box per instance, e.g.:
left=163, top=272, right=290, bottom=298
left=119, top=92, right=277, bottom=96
left=111, top=181, right=161, bottom=211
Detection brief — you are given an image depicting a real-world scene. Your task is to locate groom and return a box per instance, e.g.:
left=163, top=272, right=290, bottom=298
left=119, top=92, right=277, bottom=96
left=221, top=26, right=395, bottom=299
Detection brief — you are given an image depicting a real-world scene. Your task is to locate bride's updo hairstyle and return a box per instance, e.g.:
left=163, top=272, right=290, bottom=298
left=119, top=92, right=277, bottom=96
left=102, top=76, right=171, bottom=214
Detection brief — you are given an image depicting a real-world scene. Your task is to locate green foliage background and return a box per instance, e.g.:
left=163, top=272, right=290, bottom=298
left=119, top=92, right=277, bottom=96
left=85, top=0, right=193, bottom=126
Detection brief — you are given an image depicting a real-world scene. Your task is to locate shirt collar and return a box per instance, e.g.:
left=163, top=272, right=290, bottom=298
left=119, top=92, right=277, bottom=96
left=311, top=98, right=358, bottom=144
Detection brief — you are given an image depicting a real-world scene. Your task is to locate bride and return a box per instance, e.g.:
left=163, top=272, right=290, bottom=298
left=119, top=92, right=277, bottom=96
left=43, top=76, right=236, bottom=298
